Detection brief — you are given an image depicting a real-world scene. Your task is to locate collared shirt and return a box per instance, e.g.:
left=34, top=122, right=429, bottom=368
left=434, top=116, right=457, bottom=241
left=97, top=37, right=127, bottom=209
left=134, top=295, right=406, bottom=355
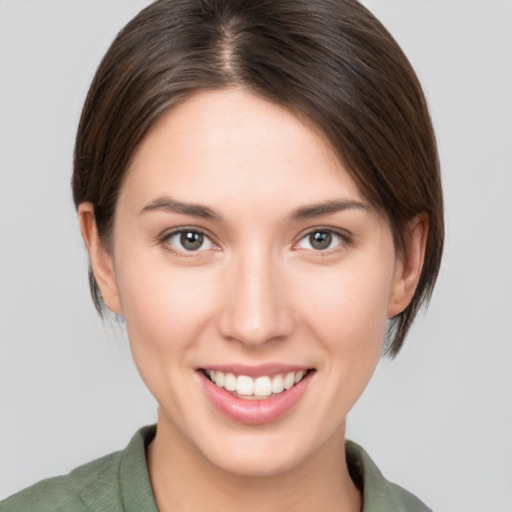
left=1, top=425, right=432, bottom=511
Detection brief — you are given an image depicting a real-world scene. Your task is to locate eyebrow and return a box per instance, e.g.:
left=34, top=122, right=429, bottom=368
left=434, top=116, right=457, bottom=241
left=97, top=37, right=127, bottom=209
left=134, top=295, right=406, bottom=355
left=291, top=199, right=370, bottom=220
left=139, top=196, right=369, bottom=222
left=139, top=197, right=221, bottom=220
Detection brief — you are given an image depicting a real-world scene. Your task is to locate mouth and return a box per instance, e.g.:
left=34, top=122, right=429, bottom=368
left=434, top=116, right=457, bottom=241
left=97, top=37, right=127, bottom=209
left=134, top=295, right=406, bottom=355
left=198, top=366, right=315, bottom=425
left=201, top=368, right=313, bottom=400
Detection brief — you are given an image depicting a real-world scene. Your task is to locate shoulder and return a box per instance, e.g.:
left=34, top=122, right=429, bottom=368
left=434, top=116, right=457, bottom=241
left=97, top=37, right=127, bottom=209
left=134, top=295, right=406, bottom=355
left=346, top=440, right=433, bottom=512
left=0, top=450, right=123, bottom=512
left=0, top=426, right=157, bottom=512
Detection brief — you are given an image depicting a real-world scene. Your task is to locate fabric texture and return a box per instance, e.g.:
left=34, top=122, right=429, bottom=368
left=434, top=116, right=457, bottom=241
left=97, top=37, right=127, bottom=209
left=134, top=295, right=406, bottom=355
left=1, top=425, right=431, bottom=511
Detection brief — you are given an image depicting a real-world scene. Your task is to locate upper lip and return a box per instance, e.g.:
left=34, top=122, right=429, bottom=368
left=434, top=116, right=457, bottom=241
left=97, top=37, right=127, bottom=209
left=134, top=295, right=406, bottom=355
left=198, top=363, right=314, bottom=378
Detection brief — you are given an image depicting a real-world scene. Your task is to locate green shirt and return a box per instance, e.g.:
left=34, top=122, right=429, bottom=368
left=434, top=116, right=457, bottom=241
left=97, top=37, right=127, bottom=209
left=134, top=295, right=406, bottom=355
left=1, top=425, right=432, bottom=511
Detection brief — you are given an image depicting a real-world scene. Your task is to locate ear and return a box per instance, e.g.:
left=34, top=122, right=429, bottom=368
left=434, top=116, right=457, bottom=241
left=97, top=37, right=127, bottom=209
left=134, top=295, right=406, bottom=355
left=78, top=203, right=123, bottom=315
left=387, top=214, right=429, bottom=318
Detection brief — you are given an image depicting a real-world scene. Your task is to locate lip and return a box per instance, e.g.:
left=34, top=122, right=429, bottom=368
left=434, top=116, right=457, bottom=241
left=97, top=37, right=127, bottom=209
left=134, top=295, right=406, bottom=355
left=199, top=367, right=314, bottom=425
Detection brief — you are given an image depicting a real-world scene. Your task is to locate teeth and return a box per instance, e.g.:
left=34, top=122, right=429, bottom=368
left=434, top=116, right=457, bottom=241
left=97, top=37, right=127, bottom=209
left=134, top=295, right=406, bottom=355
left=254, top=376, right=272, bottom=396
left=294, top=370, right=306, bottom=384
left=283, top=372, right=295, bottom=390
left=236, top=375, right=254, bottom=395
left=271, top=374, right=284, bottom=394
left=224, top=372, right=236, bottom=391
left=207, top=369, right=308, bottom=398
left=215, top=371, right=225, bottom=388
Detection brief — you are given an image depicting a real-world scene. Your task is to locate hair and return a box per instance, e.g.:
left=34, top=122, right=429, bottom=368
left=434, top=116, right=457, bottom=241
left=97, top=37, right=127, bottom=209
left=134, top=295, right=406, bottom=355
left=72, top=0, right=444, bottom=357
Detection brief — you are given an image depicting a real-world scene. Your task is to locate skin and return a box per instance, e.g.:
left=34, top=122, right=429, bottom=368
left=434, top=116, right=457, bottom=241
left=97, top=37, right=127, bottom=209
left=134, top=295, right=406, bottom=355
left=79, top=88, right=427, bottom=512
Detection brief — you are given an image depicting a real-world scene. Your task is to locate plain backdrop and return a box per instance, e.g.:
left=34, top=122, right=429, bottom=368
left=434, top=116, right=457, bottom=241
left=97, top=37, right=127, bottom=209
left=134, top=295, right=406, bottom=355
left=1, top=1, right=511, bottom=511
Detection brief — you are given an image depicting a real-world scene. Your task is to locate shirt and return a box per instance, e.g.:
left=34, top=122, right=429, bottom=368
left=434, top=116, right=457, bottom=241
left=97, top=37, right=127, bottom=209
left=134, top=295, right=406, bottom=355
left=0, top=425, right=432, bottom=511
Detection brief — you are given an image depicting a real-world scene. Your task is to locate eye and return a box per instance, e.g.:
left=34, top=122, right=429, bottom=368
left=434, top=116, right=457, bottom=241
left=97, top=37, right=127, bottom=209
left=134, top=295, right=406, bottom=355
left=296, top=229, right=347, bottom=252
left=164, top=229, right=215, bottom=253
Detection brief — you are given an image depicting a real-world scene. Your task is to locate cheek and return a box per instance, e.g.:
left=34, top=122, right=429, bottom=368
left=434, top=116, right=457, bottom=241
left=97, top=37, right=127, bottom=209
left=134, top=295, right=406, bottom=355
left=114, top=252, right=218, bottom=359
left=298, top=261, right=393, bottom=352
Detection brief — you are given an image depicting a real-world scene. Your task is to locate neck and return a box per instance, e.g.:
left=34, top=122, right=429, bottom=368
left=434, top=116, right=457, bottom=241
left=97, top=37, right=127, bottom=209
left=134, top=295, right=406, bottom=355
left=147, top=409, right=361, bottom=512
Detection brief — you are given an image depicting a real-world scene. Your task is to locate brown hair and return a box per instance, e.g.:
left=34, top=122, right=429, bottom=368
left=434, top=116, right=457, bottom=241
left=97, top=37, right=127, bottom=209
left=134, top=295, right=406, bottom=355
left=72, top=0, right=444, bottom=356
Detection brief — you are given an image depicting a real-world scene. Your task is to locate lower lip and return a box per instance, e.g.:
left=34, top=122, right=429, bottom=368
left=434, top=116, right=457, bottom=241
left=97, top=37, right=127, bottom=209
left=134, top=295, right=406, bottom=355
left=199, top=371, right=313, bottom=425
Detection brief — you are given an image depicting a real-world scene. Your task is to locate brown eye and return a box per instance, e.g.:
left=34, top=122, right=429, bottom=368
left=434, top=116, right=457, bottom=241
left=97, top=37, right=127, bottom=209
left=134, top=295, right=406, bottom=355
left=309, top=231, right=332, bottom=250
left=296, top=229, right=348, bottom=252
left=164, top=229, right=214, bottom=253
left=180, top=231, right=204, bottom=251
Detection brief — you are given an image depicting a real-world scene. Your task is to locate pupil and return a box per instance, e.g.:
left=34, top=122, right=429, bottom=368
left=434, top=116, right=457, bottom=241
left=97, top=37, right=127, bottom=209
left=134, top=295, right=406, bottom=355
left=310, top=231, right=331, bottom=250
left=180, top=231, right=203, bottom=250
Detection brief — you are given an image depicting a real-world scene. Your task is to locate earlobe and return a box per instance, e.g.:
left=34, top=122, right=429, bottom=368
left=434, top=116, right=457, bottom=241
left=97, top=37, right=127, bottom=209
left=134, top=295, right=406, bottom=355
left=387, top=215, right=429, bottom=318
left=78, top=203, right=123, bottom=315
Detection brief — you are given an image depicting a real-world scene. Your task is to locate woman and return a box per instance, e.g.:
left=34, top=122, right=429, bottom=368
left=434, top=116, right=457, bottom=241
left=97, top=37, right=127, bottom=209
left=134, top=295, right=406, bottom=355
left=1, top=0, right=443, bottom=510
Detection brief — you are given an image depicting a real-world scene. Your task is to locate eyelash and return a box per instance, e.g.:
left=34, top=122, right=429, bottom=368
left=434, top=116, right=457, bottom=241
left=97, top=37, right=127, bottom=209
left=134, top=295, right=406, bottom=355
left=158, top=227, right=352, bottom=256
left=294, top=228, right=353, bottom=254
left=158, top=228, right=218, bottom=257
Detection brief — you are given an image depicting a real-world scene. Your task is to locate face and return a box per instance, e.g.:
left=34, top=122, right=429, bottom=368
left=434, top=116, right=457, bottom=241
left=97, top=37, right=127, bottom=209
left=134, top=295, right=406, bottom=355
left=83, top=88, right=418, bottom=477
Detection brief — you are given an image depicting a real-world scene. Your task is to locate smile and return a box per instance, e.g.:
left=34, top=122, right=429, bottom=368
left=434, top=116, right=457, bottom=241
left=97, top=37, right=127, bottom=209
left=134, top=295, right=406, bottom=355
left=204, top=369, right=309, bottom=399
left=199, top=366, right=315, bottom=425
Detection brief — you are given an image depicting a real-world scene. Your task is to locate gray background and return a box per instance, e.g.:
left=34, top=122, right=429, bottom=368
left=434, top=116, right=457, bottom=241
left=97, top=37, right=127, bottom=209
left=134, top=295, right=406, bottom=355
left=1, top=1, right=511, bottom=510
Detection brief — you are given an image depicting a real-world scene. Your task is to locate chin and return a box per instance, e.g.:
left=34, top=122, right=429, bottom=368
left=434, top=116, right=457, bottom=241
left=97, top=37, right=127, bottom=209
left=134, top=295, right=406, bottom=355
left=194, top=423, right=330, bottom=478
left=206, top=443, right=307, bottom=478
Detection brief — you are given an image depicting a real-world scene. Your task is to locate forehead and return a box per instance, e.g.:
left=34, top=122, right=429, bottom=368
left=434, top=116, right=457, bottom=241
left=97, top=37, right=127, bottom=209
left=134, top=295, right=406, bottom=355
left=121, top=88, right=366, bottom=214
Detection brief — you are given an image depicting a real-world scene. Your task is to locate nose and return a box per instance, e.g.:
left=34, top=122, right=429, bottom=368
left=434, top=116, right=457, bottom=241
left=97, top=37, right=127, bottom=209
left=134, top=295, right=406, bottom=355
left=217, top=247, right=295, bottom=347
